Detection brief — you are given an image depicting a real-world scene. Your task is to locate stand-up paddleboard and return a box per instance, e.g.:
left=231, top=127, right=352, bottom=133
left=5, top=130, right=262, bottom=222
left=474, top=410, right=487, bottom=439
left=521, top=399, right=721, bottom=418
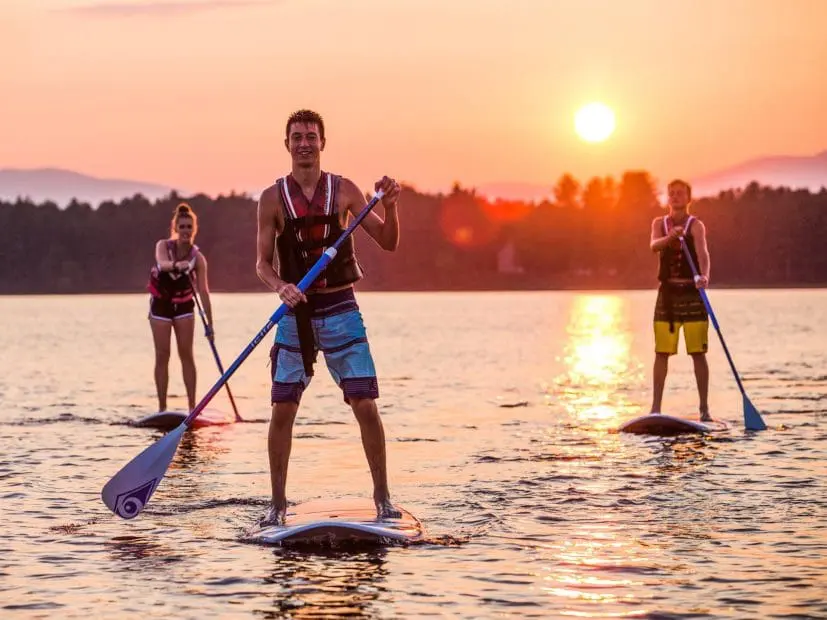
left=130, top=407, right=234, bottom=430
left=618, top=413, right=729, bottom=436
left=248, top=497, right=424, bottom=546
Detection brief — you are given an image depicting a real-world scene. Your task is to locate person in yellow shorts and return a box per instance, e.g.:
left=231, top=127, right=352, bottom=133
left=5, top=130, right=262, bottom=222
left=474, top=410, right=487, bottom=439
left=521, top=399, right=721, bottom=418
left=649, top=179, right=712, bottom=420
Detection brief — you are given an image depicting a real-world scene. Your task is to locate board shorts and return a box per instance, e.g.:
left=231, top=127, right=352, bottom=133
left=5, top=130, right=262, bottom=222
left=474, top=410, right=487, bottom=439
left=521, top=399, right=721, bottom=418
left=269, top=288, right=379, bottom=405
left=653, top=283, right=709, bottom=355
left=148, top=296, right=195, bottom=322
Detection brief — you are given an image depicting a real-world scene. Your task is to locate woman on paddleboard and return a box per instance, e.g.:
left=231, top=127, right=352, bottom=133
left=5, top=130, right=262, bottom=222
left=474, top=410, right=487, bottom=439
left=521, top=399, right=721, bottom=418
left=147, top=202, right=214, bottom=413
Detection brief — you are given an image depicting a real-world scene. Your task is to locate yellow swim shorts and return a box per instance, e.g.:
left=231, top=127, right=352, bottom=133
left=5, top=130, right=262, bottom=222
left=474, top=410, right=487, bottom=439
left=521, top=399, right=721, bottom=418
left=653, top=284, right=709, bottom=355
left=654, top=320, right=709, bottom=355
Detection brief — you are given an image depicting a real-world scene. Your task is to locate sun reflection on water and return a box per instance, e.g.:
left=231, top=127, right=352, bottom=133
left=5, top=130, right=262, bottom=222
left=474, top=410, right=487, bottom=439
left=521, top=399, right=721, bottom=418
left=533, top=296, right=659, bottom=616
left=549, top=295, right=644, bottom=430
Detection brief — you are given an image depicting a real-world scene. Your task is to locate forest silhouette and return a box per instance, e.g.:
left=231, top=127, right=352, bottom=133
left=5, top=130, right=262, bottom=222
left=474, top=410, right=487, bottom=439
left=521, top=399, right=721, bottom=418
left=2, top=171, right=826, bottom=294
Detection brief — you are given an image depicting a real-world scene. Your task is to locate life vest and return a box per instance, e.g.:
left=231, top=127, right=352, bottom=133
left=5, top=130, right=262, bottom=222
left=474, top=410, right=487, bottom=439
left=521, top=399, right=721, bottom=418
left=147, top=240, right=198, bottom=303
left=658, top=215, right=700, bottom=282
left=275, top=172, right=362, bottom=290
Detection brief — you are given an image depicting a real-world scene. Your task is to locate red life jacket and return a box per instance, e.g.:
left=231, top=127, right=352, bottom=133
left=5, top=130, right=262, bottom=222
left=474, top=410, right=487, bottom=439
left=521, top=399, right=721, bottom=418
left=147, top=240, right=199, bottom=303
left=275, top=171, right=362, bottom=290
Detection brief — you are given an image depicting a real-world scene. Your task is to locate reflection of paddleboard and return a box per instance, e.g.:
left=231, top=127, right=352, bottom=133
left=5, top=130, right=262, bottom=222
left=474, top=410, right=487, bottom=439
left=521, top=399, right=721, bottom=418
left=248, top=497, right=425, bottom=546
left=130, top=407, right=234, bottom=430
left=618, top=413, right=729, bottom=436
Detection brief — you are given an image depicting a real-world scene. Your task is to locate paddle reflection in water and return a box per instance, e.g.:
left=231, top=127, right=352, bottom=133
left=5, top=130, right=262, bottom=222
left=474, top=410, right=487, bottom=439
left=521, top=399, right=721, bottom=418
left=105, top=533, right=191, bottom=569
left=167, top=425, right=231, bottom=472
left=261, top=549, right=390, bottom=618
left=127, top=425, right=236, bottom=522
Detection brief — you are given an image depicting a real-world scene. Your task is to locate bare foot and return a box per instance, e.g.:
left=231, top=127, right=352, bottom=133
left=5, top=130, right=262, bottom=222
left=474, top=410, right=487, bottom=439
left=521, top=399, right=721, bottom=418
left=700, top=410, right=713, bottom=422
left=259, top=504, right=287, bottom=527
left=376, top=498, right=402, bottom=520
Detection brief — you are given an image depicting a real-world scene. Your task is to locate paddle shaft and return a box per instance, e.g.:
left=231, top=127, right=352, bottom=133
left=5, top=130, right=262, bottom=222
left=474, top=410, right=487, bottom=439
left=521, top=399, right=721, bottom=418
left=678, top=237, right=748, bottom=395
left=188, top=275, right=242, bottom=422
left=181, top=189, right=385, bottom=427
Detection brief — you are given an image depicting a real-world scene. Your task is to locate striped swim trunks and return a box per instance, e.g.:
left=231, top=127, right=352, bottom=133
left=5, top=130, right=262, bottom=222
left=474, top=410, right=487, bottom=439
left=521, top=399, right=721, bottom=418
left=269, top=287, right=379, bottom=404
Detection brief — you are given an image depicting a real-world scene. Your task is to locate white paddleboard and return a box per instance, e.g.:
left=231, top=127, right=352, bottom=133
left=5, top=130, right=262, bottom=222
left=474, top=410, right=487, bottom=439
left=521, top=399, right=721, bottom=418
left=130, top=407, right=234, bottom=430
left=248, top=497, right=424, bottom=546
left=618, top=413, right=729, bottom=436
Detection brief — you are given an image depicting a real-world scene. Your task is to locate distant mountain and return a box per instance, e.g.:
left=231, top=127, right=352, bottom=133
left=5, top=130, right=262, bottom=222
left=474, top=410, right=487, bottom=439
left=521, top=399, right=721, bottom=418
left=4, top=150, right=826, bottom=209
left=690, top=150, right=827, bottom=197
left=0, top=168, right=181, bottom=207
left=474, top=150, right=827, bottom=202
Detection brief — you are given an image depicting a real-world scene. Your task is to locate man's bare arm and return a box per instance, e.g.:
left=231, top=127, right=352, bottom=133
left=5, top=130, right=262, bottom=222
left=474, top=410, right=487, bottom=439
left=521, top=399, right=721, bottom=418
left=256, top=186, right=286, bottom=293
left=255, top=185, right=306, bottom=307
left=650, top=217, right=681, bottom=252
left=341, top=177, right=400, bottom=251
left=694, top=221, right=711, bottom=282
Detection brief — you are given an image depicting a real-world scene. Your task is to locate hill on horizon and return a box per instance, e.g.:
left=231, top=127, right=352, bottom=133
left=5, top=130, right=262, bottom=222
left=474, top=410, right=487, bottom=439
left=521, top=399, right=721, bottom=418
left=475, top=149, right=827, bottom=202
left=0, top=168, right=181, bottom=207
left=689, top=150, right=827, bottom=197
left=3, top=149, right=826, bottom=207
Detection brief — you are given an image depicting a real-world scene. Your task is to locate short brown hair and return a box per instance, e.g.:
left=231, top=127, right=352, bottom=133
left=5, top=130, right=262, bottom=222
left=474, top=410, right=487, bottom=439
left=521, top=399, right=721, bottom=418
left=285, top=109, right=325, bottom=141
left=668, top=179, right=692, bottom=200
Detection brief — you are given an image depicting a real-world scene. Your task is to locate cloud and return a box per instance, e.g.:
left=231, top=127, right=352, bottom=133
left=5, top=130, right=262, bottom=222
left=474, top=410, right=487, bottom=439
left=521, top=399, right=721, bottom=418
left=60, top=0, right=277, bottom=18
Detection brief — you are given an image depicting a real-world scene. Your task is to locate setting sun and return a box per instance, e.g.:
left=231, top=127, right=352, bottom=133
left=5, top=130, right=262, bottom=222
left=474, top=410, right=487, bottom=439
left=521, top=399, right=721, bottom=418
left=574, top=103, right=616, bottom=143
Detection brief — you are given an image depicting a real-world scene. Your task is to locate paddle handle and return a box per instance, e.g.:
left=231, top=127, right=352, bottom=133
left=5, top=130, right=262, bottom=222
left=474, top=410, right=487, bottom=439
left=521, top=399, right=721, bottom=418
left=181, top=190, right=385, bottom=427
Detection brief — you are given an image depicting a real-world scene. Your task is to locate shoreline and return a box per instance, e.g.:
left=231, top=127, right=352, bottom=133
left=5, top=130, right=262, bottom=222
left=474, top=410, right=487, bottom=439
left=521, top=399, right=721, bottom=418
left=1, top=283, right=825, bottom=296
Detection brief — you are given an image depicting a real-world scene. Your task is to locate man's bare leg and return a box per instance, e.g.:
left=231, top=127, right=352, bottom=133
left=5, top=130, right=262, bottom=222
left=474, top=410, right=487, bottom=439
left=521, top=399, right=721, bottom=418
left=650, top=352, right=670, bottom=414
left=350, top=397, right=401, bottom=519
left=691, top=352, right=711, bottom=420
left=263, top=401, right=298, bottom=526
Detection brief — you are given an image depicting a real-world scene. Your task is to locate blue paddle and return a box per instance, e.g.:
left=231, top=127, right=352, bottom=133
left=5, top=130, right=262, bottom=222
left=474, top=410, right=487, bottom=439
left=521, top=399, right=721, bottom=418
left=189, top=276, right=243, bottom=422
left=101, top=189, right=386, bottom=519
left=679, top=237, right=767, bottom=431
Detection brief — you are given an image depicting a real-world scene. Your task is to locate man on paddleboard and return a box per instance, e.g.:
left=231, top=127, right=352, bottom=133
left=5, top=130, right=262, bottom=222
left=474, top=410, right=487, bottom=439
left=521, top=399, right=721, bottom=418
left=649, top=179, right=712, bottom=421
left=255, top=109, right=403, bottom=526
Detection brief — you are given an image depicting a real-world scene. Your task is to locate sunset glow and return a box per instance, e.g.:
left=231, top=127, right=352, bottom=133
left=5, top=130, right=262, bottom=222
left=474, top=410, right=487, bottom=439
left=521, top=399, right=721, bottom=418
left=2, top=1, right=826, bottom=196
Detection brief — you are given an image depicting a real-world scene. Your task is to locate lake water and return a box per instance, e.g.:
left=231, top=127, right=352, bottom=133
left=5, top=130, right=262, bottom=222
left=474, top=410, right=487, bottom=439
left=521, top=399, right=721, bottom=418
left=1, top=290, right=825, bottom=618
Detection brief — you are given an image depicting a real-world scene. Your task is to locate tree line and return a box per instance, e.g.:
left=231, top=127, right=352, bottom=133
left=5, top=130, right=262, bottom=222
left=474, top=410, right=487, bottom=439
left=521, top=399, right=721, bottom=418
left=1, top=171, right=826, bottom=294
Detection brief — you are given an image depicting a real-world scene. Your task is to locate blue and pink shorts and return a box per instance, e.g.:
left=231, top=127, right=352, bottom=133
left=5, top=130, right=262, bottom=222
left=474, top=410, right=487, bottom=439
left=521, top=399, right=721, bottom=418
left=269, top=288, right=379, bottom=404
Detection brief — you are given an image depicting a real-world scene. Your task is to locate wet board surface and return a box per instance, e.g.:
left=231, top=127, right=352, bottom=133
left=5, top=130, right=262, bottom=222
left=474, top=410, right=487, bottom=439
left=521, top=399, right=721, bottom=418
left=248, top=497, right=425, bottom=546
left=618, top=413, right=729, bottom=436
left=130, top=407, right=234, bottom=430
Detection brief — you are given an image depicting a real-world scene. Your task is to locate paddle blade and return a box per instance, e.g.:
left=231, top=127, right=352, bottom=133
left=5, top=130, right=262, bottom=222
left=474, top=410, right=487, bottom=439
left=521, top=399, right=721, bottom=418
left=743, top=394, right=767, bottom=431
left=101, top=424, right=187, bottom=519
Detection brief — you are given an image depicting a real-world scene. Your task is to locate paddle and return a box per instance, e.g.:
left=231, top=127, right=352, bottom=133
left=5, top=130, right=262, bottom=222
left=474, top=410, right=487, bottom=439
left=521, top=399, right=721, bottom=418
left=679, top=237, right=767, bottom=431
left=189, top=274, right=243, bottom=422
left=101, top=189, right=387, bottom=519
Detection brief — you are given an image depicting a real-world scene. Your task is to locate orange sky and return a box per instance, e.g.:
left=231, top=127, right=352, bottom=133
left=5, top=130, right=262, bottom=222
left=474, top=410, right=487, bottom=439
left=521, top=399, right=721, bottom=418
left=3, top=0, right=826, bottom=196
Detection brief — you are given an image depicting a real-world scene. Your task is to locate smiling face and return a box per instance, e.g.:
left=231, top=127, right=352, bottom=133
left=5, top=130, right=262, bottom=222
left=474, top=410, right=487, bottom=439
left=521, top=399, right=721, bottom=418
left=285, top=121, right=325, bottom=169
left=174, top=214, right=195, bottom=243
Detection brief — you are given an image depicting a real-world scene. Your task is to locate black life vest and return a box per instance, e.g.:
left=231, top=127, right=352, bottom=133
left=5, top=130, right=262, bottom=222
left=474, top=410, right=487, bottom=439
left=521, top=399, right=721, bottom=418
left=275, top=172, right=362, bottom=289
left=658, top=215, right=700, bottom=282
